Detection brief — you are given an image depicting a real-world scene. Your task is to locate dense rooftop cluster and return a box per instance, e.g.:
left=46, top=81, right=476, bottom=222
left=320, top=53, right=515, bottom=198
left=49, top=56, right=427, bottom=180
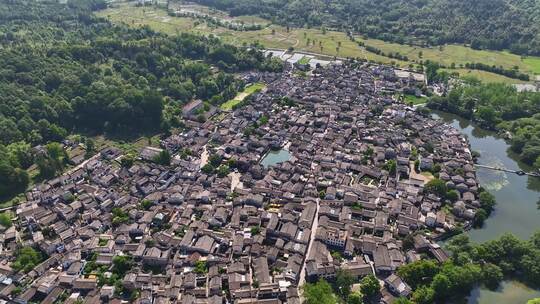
left=0, top=63, right=482, bottom=304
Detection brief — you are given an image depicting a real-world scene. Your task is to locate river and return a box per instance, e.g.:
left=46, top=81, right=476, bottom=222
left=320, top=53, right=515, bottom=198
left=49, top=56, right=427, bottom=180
left=433, top=111, right=540, bottom=304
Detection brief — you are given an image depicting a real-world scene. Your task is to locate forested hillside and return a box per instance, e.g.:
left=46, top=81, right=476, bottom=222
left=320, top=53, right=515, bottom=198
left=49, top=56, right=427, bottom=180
left=0, top=0, right=281, bottom=198
left=193, top=0, right=540, bottom=55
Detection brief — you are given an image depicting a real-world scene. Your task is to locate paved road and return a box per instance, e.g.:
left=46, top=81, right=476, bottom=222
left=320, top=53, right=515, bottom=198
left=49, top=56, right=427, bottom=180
left=298, top=198, right=320, bottom=300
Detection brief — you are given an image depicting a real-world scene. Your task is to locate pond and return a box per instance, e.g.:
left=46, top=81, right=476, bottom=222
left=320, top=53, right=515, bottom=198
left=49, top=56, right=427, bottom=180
left=260, top=149, right=292, bottom=168
left=432, top=111, right=540, bottom=303
left=467, top=281, right=540, bottom=304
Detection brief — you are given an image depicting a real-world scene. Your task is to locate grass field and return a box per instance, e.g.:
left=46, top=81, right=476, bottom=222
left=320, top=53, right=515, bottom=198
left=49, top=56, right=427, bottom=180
left=220, top=83, right=266, bottom=110
left=98, top=3, right=540, bottom=83
left=403, top=94, right=427, bottom=105
left=441, top=69, right=531, bottom=84
left=523, top=57, right=540, bottom=74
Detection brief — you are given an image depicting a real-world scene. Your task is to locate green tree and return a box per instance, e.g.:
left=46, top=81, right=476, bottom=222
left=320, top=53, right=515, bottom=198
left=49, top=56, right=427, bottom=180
left=209, top=154, right=222, bottom=167
left=411, top=286, right=435, bottom=304
left=383, top=159, right=397, bottom=175
left=153, top=150, right=171, bottom=166
left=201, top=164, right=215, bottom=174
left=85, top=138, right=96, bottom=158
left=304, top=279, right=338, bottom=304
left=481, top=263, right=503, bottom=289
left=112, top=255, right=133, bottom=277
left=250, top=226, right=261, bottom=235
left=335, top=269, right=355, bottom=299
left=194, top=260, right=208, bottom=274
left=347, top=292, right=363, bottom=304
left=476, top=106, right=498, bottom=126
left=121, top=154, right=135, bottom=168
left=359, top=274, right=380, bottom=298
left=0, top=161, right=29, bottom=197
left=0, top=213, right=12, bottom=228
left=424, top=178, right=447, bottom=197
left=139, top=200, right=153, bottom=210
left=397, top=260, right=440, bottom=289
left=112, top=208, right=129, bottom=226
left=473, top=209, right=488, bottom=228
left=479, top=191, right=496, bottom=213
left=534, top=156, right=540, bottom=169
left=431, top=273, right=451, bottom=298
left=216, top=164, right=230, bottom=177
left=12, top=247, right=43, bottom=273
left=446, top=189, right=459, bottom=202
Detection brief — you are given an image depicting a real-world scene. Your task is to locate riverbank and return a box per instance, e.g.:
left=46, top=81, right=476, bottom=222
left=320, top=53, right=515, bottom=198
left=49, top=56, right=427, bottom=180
left=433, top=111, right=540, bottom=242
left=431, top=110, right=540, bottom=304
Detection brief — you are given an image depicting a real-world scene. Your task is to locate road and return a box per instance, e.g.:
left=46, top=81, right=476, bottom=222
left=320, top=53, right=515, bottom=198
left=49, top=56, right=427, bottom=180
left=297, top=198, right=320, bottom=301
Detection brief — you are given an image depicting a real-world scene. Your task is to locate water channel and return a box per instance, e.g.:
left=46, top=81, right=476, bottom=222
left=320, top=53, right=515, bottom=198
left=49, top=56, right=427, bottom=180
left=432, top=111, right=540, bottom=304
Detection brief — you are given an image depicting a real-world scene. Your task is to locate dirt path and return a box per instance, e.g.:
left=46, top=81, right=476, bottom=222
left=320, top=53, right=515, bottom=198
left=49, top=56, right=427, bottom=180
left=235, top=91, right=249, bottom=101
left=199, top=145, right=209, bottom=169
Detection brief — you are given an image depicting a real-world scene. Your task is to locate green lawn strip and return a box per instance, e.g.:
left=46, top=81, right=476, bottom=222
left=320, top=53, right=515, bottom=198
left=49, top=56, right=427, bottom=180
left=220, top=83, right=265, bottom=110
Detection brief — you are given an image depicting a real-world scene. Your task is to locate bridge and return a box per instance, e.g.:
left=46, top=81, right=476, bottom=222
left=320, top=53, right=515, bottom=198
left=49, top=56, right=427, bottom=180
left=474, top=164, right=540, bottom=177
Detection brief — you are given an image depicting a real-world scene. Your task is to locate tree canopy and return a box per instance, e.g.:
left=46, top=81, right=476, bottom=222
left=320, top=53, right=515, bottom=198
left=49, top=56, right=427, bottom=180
left=399, top=231, right=540, bottom=303
left=303, top=279, right=338, bottom=304
left=0, top=0, right=282, bottom=198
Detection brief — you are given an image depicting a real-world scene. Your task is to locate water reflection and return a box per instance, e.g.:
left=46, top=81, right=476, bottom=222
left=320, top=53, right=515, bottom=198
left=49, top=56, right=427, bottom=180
left=467, top=281, right=540, bottom=304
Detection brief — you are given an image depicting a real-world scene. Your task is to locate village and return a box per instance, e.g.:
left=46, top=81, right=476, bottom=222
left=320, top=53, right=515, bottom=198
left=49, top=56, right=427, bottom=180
left=0, top=60, right=483, bottom=304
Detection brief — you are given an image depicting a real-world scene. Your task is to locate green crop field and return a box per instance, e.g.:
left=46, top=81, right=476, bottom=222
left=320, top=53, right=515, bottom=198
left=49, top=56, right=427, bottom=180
left=97, top=3, right=540, bottom=83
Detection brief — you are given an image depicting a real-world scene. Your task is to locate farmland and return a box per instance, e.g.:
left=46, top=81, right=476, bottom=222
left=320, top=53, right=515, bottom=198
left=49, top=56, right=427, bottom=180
left=98, top=3, right=540, bottom=84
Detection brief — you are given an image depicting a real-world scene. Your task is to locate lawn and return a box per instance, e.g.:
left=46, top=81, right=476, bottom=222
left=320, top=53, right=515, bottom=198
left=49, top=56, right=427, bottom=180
left=97, top=3, right=540, bottom=83
left=403, top=94, right=427, bottom=105
left=220, top=83, right=266, bottom=111
left=298, top=56, right=311, bottom=65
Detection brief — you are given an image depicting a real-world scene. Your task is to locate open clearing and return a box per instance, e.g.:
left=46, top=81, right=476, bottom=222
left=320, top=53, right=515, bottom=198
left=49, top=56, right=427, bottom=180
left=98, top=3, right=540, bottom=83
left=220, top=83, right=266, bottom=111
left=442, top=69, right=531, bottom=84
left=403, top=94, right=428, bottom=105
